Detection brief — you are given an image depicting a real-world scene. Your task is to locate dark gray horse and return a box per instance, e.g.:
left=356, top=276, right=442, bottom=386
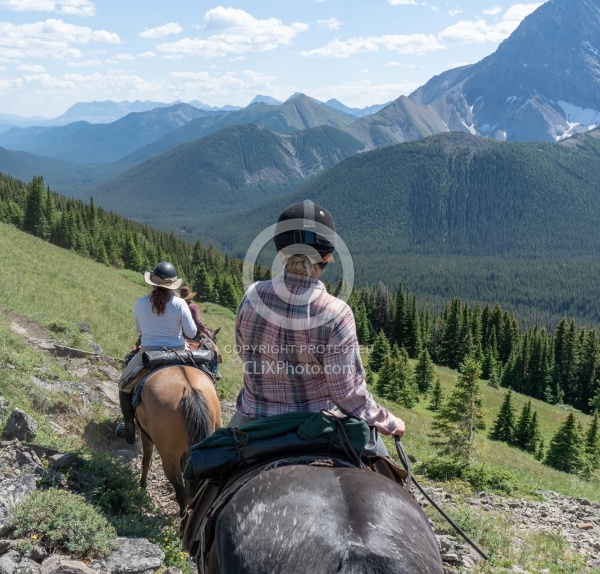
left=203, top=464, right=444, bottom=574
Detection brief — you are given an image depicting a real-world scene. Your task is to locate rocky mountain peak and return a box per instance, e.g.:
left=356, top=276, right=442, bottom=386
left=410, top=0, right=600, bottom=142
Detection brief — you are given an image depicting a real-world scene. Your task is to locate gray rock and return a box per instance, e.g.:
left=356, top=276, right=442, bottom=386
left=89, top=538, right=164, bottom=573
left=41, top=555, right=98, bottom=574
left=0, top=550, right=42, bottom=573
left=3, top=409, right=37, bottom=441
left=0, top=474, right=37, bottom=529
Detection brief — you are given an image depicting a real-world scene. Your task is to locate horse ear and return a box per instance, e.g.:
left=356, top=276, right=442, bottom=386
left=213, top=327, right=221, bottom=335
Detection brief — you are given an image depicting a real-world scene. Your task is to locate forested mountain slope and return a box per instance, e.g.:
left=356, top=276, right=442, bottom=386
left=192, top=130, right=600, bottom=328
left=88, top=123, right=364, bottom=227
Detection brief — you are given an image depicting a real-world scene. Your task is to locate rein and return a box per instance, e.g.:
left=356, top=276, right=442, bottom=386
left=394, top=438, right=489, bottom=562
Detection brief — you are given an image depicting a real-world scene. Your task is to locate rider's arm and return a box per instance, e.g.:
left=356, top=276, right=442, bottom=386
left=322, top=302, right=404, bottom=436
left=180, top=300, right=197, bottom=339
left=189, top=303, right=211, bottom=336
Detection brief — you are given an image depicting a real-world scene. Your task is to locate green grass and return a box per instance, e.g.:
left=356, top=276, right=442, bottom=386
left=3, top=222, right=600, bottom=572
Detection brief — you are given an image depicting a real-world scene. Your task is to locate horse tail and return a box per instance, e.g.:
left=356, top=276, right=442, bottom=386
left=181, top=382, right=213, bottom=449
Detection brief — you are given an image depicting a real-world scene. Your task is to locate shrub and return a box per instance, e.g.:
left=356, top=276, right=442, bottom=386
left=463, top=463, right=521, bottom=494
left=419, top=458, right=522, bottom=494
left=47, top=320, right=72, bottom=334
left=8, top=489, right=116, bottom=559
left=76, top=452, right=152, bottom=518
left=419, top=456, right=468, bottom=482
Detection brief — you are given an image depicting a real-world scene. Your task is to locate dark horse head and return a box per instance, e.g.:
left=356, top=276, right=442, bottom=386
left=201, top=464, right=444, bottom=574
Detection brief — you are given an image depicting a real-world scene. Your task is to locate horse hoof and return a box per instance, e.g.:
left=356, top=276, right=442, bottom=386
left=116, top=423, right=136, bottom=444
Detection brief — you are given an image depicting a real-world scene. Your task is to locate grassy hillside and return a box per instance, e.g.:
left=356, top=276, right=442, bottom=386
left=0, top=222, right=236, bottom=388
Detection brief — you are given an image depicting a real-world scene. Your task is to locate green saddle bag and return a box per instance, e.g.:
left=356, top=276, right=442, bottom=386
left=183, top=411, right=370, bottom=480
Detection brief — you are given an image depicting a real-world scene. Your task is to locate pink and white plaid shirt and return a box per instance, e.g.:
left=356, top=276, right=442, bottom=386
left=234, top=271, right=401, bottom=435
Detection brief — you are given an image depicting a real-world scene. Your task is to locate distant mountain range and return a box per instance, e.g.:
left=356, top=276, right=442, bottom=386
left=0, top=94, right=388, bottom=129
left=1, top=0, right=600, bottom=275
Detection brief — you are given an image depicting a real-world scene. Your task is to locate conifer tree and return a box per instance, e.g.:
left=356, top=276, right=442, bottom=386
left=219, top=275, right=241, bottom=312
left=544, top=413, right=585, bottom=474
left=582, top=411, right=600, bottom=480
left=395, top=346, right=419, bottom=409
left=535, top=438, right=545, bottom=461
left=375, top=352, right=396, bottom=399
left=512, top=400, right=532, bottom=449
left=353, top=300, right=373, bottom=344
left=430, top=356, right=485, bottom=463
left=575, top=329, right=599, bottom=413
left=525, top=411, right=541, bottom=454
left=439, top=298, right=463, bottom=369
left=192, top=263, right=213, bottom=302
left=404, top=295, right=422, bottom=358
left=414, top=348, right=435, bottom=393
left=428, top=377, right=443, bottom=412
left=489, top=390, right=515, bottom=443
left=391, top=284, right=407, bottom=348
left=481, top=344, right=498, bottom=381
left=23, top=176, right=49, bottom=239
left=368, top=330, right=391, bottom=373
left=121, top=235, right=144, bottom=271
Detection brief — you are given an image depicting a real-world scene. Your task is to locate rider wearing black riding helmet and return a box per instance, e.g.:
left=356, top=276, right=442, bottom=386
left=231, top=200, right=405, bottom=453
left=117, top=261, right=197, bottom=443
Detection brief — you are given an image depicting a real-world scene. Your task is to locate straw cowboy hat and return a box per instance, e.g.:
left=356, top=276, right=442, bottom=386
left=144, top=261, right=182, bottom=290
left=179, top=286, right=197, bottom=301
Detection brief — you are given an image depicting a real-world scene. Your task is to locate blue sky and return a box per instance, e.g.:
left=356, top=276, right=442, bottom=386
left=0, top=0, right=544, bottom=118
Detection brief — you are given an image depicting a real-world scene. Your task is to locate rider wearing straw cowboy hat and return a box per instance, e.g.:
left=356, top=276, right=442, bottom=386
left=117, top=261, right=197, bottom=443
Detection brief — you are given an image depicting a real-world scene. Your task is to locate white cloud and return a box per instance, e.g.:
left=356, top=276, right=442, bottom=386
left=449, top=9, right=462, bottom=17
left=317, top=18, right=341, bottom=30
left=18, top=63, right=45, bottom=72
left=0, top=19, right=120, bottom=62
left=301, top=33, right=443, bottom=58
left=301, top=37, right=379, bottom=58
left=439, top=3, right=542, bottom=44
left=168, top=68, right=276, bottom=103
left=504, top=3, right=542, bottom=22
left=66, top=58, right=101, bottom=67
left=387, top=61, right=418, bottom=68
left=311, top=79, right=415, bottom=107
left=137, top=51, right=156, bottom=58
left=157, top=7, right=308, bottom=58
left=0, top=0, right=95, bottom=16
left=139, top=22, right=182, bottom=40
left=115, top=53, right=135, bottom=61
left=483, top=6, right=502, bottom=15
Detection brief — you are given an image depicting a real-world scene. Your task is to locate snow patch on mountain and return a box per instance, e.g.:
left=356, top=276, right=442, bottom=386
left=557, top=101, right=600, bottom=127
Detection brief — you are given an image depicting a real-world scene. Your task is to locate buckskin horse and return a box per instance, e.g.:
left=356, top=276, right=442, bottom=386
left=192, top=462, right=444, bottom=573
left=134, top=347, right=222, bottom=514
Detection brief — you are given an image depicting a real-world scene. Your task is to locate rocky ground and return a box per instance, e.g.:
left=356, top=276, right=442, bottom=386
left=1, top=314, right=600, bottom=573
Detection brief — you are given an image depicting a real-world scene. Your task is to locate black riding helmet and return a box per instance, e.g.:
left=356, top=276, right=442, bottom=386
left=274, top=200, right=336, bottom=258
left=152, top=261, right=177, bottom=279
left=144, top=261, right=182, bottom=290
